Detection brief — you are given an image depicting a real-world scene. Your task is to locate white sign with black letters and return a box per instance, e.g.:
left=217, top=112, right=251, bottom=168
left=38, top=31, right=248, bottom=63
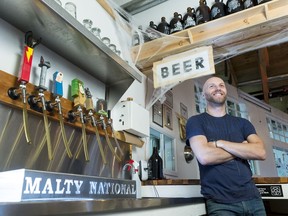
left=0, top=169, right=136, bottom=202
left=153, top=46, right=215, bottom=88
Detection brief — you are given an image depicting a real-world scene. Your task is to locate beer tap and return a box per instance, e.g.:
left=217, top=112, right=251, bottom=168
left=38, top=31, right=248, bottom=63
left=96, top=99, right=122, bottom=162
left=7, top=31, right=41, bottom=144
left=68, top=78, right=89, bottom=161
left=84, top=88, right=107, bottom=164
left=45, top=72, right=73, bottom=158
left=27, top=56, right=53, bottom=160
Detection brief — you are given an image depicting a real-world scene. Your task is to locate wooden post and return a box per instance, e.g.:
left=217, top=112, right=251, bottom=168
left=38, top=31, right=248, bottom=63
left=258, top=48, right=270, bottom=103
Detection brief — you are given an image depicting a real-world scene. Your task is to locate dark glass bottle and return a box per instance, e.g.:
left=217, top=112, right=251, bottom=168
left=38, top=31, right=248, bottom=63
left=139, top=25, right=151, bottom=43
left=147, top=21, right=160, bottom=40
left=183, top=7, right=196, bottom=29
left=149, top=21, right=158, bottom=30
left=226, top=0, right=243, bottom=14
left=132, top=26, right=150, bottom=46
left=243, top=0, right=255, bottom=9
left=157, top=17, right=170, bottom=35
left=211, top=0, right=226, bottom=20
left=170, top=12, right=183, bottom=34
left=148, top=147, right=164, bottom=180
left=196, top=0, right=211, bottom=25
left=255, top=0, right=271, bottom=4
left=132, top=29, right=140, bottom=46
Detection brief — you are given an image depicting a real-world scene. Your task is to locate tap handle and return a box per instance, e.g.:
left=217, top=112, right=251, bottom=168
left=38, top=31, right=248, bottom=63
left=96, top=99, right=108, bottom=117
left=25, top=31, right=41, bottom=48
left=53, top=71, right=64, bottom=97
left=71, top=78, right=86, bottom=107
left=38, top=56, right=51, bottom=90
left=18, top=31, right=41, bottom=83
left=18, top=45, right=34, bottom=83
left=84, top=87, right=94, bottom=111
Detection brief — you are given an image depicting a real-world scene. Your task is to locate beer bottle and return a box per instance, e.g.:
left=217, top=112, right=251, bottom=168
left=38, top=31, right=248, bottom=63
left=196, top=0, right=211, bottom=25
left=148, top=147, right=164, bottom=180
left=183, top=7, right=196, bottom=29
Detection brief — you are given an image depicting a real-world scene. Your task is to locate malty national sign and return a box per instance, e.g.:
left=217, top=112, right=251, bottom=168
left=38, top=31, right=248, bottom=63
left=153, top=46, right=215, bottom=88
left=0, top=169, right=136, bottom=202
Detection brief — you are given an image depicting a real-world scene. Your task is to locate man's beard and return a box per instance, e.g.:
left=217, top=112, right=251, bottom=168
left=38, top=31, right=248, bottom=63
left=205, top=92, right=227, bottom=105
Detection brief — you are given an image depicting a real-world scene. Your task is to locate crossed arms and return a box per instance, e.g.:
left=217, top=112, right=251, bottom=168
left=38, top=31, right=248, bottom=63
left=188, top=134, right=266, bottom=166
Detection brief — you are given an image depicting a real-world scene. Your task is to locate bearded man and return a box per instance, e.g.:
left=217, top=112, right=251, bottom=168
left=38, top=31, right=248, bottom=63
left=186, top=77, right=267, bottom=215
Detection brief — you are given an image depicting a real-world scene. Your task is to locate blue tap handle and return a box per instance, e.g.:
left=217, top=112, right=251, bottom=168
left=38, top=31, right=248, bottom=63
left=53, top=71, right=64, bottom=97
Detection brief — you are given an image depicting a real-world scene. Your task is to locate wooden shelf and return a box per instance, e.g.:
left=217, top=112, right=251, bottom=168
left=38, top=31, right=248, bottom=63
left=131, top=0, right=288, bottom=73
left=0, top=70, right=103, bottom=135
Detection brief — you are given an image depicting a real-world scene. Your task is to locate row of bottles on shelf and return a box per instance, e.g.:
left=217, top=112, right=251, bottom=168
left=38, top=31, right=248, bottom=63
left=132, top=0, right=272, bottom=46
left=7, top=31, right=124, bottom=163
left=53, top=0, right=122, bottom=57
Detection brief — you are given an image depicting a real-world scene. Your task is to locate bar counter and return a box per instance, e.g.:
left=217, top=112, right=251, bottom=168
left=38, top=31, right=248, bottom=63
left=142, top=177, right=288, bottom=215
left=0, top=197, right=205, bottom=216
left=1, top=177, right=287, bottom=215
left=142, top=177, right=288, bottom=185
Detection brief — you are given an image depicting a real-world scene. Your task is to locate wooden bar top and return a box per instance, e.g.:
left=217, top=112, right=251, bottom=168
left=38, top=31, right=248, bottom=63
left=253, top=177, right=288, bottom=184
left=142, top=177, right=288, bottom=186
left=142, top=179, right=200, bottom=186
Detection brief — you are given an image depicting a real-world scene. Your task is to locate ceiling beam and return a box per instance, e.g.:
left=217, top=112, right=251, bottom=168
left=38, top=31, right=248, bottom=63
left=225, top=59, right=238, bottom=87
left=258, top=48, right=270, bottom=103
left=121, top=0, right=167, bottom=15
left=237, top=74, right=288, bottom=87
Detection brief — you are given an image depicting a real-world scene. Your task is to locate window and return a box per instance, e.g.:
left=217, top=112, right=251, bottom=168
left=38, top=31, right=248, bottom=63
left=149, top=128, right=177, bottom=177
left=266, top=117, right=288, bottom=143
left=226, top=100, right=249, bottom=119
left=273, top=147, right=288, bottom=176
left=194, top=83, right=206, bottom=114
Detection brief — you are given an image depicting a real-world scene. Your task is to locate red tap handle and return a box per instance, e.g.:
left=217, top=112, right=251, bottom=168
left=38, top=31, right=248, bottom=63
left=18, top=45, right=34, bottom=83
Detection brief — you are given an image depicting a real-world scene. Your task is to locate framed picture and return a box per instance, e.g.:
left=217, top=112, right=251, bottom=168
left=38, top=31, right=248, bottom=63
left=164, top=105, right=173, bottom=130
left=152, top=100, right=163, bottom=127
left=164, top=90, right=173, bottom=108
left=180, top=102, right=188, bottom=119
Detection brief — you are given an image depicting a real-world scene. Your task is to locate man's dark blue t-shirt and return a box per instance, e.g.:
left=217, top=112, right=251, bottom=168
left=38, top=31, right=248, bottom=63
left=186, top=112, right=261, bottom=203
